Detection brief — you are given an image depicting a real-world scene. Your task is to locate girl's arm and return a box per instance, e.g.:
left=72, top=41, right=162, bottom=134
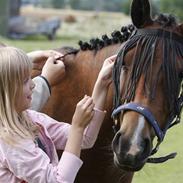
left=27, top=49, right=63, bottom=70
left=92, top=55, right=117, bottom=110
left=30, top=54, right=65, bottom=111
left=81, top=55, right=117, bottom=148
left=30, top=76, right=50, bottom=111
left=65, top=95, right=94, bottom=157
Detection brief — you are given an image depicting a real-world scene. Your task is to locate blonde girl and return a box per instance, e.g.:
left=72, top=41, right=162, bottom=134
left=0, top=47, right=116, bottom=183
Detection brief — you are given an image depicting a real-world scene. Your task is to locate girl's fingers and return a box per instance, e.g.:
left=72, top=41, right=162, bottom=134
left=44, top=50, right=63, bottom=59
left=78, top=95, right=90, bottom=105
left=107, top=55, right=117, bottom=62
left=46, top=56, right=55, bottom=63
left=102, top=55, right=117, bottom=68
left=86, top=102, right=95, bottom=113
left=77, top=96, right=95, bottom=113
left=54, top=54, right=64, bottom=60
left=83, top=97, right=94, bottom=109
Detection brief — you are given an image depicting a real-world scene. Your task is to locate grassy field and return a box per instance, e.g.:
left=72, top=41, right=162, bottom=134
left=133, top=123, right=183, bottom=183
left=1, top=6, right=183, bottom=183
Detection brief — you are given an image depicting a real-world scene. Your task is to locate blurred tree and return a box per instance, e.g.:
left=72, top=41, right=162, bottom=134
left=0, top=0, right=10, bottom=36
left=69, top=0, right=123, bottom=12
left=79, top=0, right=97, bottom=10
left=160, top=0, right=183, bottom=20
left=69, top=0, right=80, bottom=9
left=52, top=0, right=66, bottom=9
left=40, top=0, right=52, bottom=8
left=121, top=0, right=130, bottom=15
left=103, top=0, right=123, bottom=12
left=10, top=0, right=21, bottom=17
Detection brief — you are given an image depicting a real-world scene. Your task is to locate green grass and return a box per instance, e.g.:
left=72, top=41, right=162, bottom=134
left=0, top=35, right=79, bottom=52
left=133, top=122, right=183, bottom=183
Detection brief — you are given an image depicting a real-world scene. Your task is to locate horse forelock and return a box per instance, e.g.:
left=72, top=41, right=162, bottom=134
left=114, top=30, right=183, bottom=116
left=155, top=13, right=178, bottom=27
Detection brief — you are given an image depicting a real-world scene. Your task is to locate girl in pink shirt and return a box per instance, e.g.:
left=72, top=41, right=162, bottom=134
left=0, top=46, right=116, bottom=183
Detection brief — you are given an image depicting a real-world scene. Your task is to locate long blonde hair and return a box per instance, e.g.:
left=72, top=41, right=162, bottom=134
left=0, top=47, right=38, bottom=145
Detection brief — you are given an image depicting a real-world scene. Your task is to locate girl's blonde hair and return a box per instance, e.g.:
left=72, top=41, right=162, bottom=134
left=0, top=47, right=38, bottom=145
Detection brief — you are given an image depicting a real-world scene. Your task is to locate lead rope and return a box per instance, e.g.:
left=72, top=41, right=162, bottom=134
left=147, top=152, right=177, bottom=163
left=147, top=140, right=177, bottom=163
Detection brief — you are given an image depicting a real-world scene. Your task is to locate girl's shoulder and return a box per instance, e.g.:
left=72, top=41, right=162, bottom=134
left=26, top=110, right=51, bottom=123
left=25, top=109, right=62, bottom=128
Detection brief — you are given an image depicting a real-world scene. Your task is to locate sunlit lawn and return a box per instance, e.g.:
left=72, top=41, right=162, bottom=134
left=0, top=34, right=79, bottom=52
left=133, top=122, right=183, bottom=183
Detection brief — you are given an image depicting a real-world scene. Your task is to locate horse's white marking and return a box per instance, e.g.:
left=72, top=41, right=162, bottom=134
left=127, top=115, right=145, bottom=156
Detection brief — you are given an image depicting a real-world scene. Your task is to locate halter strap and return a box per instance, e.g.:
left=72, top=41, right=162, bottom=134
left=112, top=102, right=164, bottom=141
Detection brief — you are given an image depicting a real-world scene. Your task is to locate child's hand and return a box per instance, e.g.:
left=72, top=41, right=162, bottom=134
left=97, top=55, right=117, bottom=88
left=27, top=50, right=63, bottom=70
left=40, top=50, right=63, bottom=60
left=41, top=57, right=65, bottom=86
left=72, top=95, right=95, bottom=130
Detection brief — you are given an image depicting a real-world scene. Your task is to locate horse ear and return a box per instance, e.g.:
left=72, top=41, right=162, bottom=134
left=131, top=0, right=153, bottom=28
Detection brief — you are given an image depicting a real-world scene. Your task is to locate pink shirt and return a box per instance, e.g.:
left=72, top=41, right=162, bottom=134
left=0, top=109, right=105, bottom=183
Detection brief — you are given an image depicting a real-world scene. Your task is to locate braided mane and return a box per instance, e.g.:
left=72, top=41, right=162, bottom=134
left=75, top=14, right=177, bottom=52
left=78, top=24, right=135, bottom=51
left=155, top=13, right=178, bottom=27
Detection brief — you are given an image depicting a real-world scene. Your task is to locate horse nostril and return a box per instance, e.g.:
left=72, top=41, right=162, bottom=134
left=140, top=138, right=151, bottom=159
left=112, top=132, right=122, bottom=154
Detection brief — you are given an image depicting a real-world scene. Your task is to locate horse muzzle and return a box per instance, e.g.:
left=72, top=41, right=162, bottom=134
left=112, top=130, right=152, bottom=171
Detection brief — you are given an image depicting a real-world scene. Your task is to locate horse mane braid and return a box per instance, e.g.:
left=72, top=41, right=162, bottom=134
left=78, top=24, right=135, bottom=51
left=155, top=13, right=178, bottom=27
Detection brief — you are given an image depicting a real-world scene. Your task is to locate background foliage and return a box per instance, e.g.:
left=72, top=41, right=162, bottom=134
left=8, top=0, right=183, bottom=20
left=21, top=0, right=183, bottom=20
left=160, top=0, right=183, bottom=20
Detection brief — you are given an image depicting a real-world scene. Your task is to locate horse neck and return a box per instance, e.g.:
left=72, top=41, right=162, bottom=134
left=72, top=44, right=121, bottom=93
left=44, top=43, right=121, bottom=121
left=75, top=44, right=122, bottom=129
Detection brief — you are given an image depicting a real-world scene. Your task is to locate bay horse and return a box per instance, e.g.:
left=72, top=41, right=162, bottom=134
left=32, top=0, right=183, bottom=182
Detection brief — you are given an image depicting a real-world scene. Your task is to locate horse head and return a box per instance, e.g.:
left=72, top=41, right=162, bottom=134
left=112, top=0, right=183, bottom=171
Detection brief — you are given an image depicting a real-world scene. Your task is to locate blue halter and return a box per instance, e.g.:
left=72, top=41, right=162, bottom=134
left=112, top=102, right=164, bottom=141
